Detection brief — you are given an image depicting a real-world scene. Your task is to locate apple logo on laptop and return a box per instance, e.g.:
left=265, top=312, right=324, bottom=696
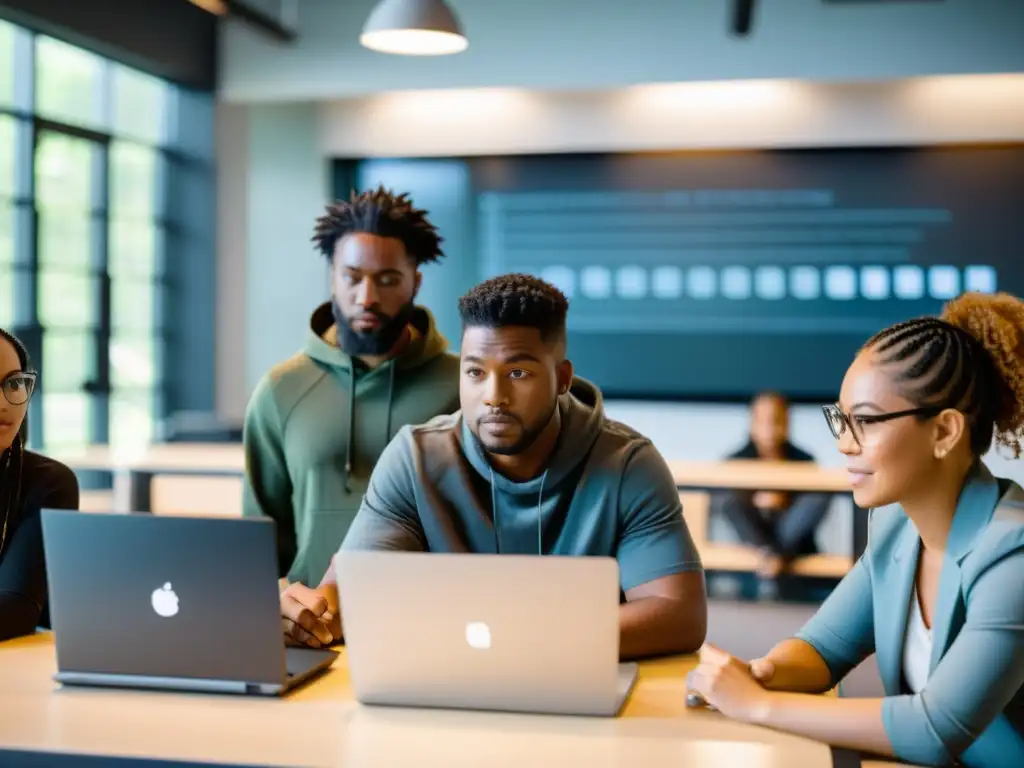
left=151, top=583, right=179, bottom=618
left=465, top=621, right=492, bottom=650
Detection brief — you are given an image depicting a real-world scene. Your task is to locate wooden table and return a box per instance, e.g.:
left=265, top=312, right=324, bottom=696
left=0, top=632, right=848, bottom=768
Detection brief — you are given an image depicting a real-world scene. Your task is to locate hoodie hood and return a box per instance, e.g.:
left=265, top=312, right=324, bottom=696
left=305, top=301, right=451, bottom=491
left=460, top=376, right=605, bottom=496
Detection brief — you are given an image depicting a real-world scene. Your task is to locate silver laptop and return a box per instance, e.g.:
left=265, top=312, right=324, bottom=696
left=41, top=509, right=338, bottom=695
left=335, top=551, right=638, bottom=717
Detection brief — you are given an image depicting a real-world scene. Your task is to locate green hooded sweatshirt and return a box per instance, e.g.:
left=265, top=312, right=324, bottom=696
left=242, top=302, right=460, bottom=586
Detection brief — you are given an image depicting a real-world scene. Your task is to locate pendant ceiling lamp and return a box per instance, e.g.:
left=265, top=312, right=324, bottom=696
left=360, top=0, right=468, bottom=56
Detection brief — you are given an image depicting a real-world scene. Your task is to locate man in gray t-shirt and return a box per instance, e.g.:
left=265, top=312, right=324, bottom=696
left=280, top=274, right=707, bottom=660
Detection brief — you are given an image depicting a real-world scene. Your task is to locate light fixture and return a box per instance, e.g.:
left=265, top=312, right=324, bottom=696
left=360, top=0, right=468, bottom=56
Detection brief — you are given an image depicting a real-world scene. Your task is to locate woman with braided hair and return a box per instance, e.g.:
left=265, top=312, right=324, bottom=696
left=686, top=292, right=1024, bottom=767
left=0, top=328, right=78, bottom=642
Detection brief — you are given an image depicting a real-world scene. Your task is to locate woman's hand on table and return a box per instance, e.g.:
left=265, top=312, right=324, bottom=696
left=686, top=644, right=775, bottom=722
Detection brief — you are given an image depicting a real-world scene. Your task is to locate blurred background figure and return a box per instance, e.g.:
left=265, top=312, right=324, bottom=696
left=715, top=392, right=830, bottom=581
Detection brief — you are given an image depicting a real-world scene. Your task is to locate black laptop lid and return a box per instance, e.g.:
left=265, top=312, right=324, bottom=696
left=41, top=510, right=286, bottom=686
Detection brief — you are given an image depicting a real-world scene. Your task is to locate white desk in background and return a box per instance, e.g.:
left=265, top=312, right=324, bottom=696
left=50, top=443, right=244, bottom=513
left=52, top=447, right=863, bottom=562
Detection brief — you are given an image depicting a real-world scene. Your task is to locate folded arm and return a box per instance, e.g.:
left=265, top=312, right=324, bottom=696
left=617, top=443, right=707, bottom=658
left=0, top=512, right=48, bottom=642
left=0, top=464, right=79, bottom=641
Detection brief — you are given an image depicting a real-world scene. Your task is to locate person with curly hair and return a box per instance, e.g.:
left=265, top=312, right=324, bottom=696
left=687, top=291, right=1024, bottom=767
left=279, top=274, right=708, bottom=659
left=0, top=327, right=78, bottom=641
left=243, top=186, right=460, bottom=588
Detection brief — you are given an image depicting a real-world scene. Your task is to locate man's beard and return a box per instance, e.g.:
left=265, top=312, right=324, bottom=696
left=475, top=399, right=558, bottom=456
left=332, top=299, right=415, bottom=357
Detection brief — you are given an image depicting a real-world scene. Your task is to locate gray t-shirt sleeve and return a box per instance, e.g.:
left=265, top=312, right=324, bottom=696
left=615, top=441, right=703, bottom=592
left=339, top=428, right=427, bottom=554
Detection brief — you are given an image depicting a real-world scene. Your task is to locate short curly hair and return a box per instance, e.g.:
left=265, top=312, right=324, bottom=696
left=311, top=185, right=444, bottom=266
left=458, top=274, right=569, bottom=343
left=864, top=291, right=1024, bottom=457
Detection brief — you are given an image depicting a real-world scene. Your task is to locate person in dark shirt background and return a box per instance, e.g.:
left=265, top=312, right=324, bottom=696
left=0, top=328, right=79, bottom=642
left=716, top=391, right=831, bottom=580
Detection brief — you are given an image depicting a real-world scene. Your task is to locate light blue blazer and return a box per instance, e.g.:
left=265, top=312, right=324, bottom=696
left=794, top=463, right=1024, bottom=767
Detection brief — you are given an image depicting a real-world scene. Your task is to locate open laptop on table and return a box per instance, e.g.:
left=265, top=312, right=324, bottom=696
left=41, top=509, right=338, bottom=696
left=335, top=550, right=639, bottom=717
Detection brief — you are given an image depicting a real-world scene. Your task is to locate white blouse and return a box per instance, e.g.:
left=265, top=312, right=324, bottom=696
left=903, top=584, right=933, bottom=694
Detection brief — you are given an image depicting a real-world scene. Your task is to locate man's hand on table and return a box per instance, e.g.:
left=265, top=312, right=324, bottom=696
left=280, top=582, right=340, bottom=648
left=753, top=490, right=790, bottom=511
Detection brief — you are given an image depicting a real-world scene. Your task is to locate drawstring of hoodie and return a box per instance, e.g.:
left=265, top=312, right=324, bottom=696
left=490, top=467, right=547, bottom=555
left=342, top=362, right=398, bottom=494
left=385, top=363, right=396, bottom=446
left=343, top=368, right=355, bottom=493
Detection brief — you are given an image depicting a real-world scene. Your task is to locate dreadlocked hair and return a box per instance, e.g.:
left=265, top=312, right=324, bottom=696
left=863, top=291, right=1024, bottom=458
left=0, top=327, right=29, bottom=557
left=458, top=274, right=569, bottom=344
left=311, top=185, right=444, bottom=266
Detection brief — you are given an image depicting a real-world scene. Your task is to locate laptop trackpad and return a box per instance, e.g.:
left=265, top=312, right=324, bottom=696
left=616, top=662, right=639, bottom=713
left=286, top=646, right=339, bottom=678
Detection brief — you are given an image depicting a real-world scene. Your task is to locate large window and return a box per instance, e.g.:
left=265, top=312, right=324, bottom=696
left=0, top=18, right=177, bottom=451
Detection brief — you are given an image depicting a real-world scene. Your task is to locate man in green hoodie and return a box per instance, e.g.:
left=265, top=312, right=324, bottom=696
left=281, top=274, right=708, bottom=660
left=242, top=186, right=460, bottom=587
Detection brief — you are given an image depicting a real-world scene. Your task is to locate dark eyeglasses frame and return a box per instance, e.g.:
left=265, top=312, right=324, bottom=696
left=1, top=370, right=38, bottom=406
left=821, top=403, right=944, bottom=445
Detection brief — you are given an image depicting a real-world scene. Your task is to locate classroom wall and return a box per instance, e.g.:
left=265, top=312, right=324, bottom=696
left=214, top=102, right=250, bottom=421
left=217, top=0, right=1024, bottom=102
left=214, top=2, right=1024, bottom=497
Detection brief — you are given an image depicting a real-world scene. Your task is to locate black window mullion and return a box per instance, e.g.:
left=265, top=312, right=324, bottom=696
left=23, top=118, right=42, bottom=448
left=86, top=56, right=113, bottom=446
left=90, top=137, right=110, bottom=445
left=13, top=30, right=41, bottom=447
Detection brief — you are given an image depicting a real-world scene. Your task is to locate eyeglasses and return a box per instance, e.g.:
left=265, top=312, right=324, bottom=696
left=1, top=371, right=37, bottom=406
left=821, top=403, right=943, bottom=446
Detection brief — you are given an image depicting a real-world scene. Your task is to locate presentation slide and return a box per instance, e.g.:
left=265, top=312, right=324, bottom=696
left=473, top=147, right=1024, bottom=400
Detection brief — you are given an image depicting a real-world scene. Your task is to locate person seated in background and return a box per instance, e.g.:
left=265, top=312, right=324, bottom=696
left=687, top=291, right=1024, bottom=767
left=242, top=187, right=460, bottom=589
left=716, top=391, right=831, bottom=579
left=0, top=328, right=79, bottom=642
left=280, top=273, right=708, bottom=660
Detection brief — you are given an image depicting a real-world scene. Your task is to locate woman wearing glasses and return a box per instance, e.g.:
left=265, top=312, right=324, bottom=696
left=687, top=292, right=1024, bottom=767
left=0, top=328, right=78, bottom=642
